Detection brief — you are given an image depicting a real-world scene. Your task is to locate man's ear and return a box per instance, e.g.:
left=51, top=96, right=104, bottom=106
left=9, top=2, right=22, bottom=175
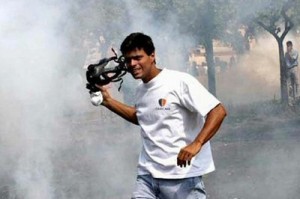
left=150, top=52, right=155, bottom=62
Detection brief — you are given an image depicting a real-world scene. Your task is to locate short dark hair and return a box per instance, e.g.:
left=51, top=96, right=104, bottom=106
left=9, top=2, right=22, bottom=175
left=120, top=32, right=155, bottom=55
left=286, top=41, right=293, bottom=46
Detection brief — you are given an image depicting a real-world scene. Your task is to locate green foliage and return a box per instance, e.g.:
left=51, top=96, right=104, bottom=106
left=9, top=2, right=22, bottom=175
left=290, top=0, right=300, bottom=29
left=170, top=0, right=232, bottom=44
left=235, top=0, right=300, bottom=33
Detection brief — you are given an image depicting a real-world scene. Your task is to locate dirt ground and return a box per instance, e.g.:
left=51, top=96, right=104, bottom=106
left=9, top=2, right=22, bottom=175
left=2, top=101, right=298, bottom=199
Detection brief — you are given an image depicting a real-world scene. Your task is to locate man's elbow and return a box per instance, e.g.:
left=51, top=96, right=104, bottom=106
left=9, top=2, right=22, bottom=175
left=132, top=119, right=139, bottom=126
left=216, top=103, right=227, bottom=119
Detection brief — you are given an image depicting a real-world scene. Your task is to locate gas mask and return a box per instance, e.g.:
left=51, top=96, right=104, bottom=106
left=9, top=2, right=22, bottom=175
left=86, top=48, right=127, bottom=105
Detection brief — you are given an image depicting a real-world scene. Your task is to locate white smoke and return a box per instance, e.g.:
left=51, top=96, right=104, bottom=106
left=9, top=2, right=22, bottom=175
left=0, top=1, right=83, bottom=198
left=1, top=0, right=299, bottom=198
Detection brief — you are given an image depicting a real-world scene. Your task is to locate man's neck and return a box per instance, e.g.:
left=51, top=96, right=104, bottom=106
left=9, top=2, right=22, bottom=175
left=143, top=66, right=161, bottom=83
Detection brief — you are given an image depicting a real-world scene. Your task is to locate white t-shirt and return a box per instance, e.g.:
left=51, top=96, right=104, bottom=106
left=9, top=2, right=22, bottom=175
left=135, top=68, right=220, bottom=179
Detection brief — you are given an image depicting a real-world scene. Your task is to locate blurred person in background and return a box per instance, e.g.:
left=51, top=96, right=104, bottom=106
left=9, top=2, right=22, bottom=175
left=285, top=40, right=299, bottom=101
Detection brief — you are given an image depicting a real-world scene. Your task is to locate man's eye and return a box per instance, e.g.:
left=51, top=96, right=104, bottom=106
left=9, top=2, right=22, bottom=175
left=135, top=56, right=143, bottom=60
left=125, top=56, right=143, bottom=63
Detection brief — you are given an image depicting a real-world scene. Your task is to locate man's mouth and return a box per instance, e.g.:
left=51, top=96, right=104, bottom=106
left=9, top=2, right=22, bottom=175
left=131, top=68, right=141, bottom=75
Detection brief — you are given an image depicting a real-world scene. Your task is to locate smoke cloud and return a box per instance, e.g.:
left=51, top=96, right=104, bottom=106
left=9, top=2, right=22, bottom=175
left=0, top=0, right=299, bottom=199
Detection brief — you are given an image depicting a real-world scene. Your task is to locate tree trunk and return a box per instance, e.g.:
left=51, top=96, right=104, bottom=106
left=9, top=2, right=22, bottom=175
left=277, top=40, right=289, bottom=103
left=205, top=35, right=216, bottom=96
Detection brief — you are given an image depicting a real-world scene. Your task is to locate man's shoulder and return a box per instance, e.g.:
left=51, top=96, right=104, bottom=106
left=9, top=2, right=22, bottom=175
left=164, top=68, right=194, bottom=79
left=163, top=68, right=204, bottom=89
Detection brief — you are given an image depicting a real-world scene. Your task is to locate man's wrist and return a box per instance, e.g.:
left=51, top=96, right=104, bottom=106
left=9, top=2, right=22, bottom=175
left=102, top=97, right=113, bottom=107
left=193, top=139, right=204, bottom=146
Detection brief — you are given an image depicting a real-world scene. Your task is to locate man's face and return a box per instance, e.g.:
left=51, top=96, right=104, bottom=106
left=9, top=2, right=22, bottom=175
left=287, top=44, right=293, bottom=52
left=124, top=48, right=155, bottom=82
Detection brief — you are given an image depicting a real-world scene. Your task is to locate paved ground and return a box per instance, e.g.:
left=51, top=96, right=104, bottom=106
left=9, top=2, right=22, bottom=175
left=205, top=105, right=300, bottom=199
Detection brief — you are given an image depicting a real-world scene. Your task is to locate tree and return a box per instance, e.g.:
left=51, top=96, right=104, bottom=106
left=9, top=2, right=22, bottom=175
left=237, top=0, right=298, bottom=104
left=218, top=0, right=300, bottom=105
left=256, top=2, right=294, bottom=103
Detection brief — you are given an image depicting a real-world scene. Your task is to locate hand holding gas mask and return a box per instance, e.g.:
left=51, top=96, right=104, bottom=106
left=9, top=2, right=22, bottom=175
left=86, top=48, right=127, bottom=106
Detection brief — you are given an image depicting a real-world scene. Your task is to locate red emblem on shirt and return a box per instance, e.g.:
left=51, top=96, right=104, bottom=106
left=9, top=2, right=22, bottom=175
left=158, top=98, right=167, bottom=107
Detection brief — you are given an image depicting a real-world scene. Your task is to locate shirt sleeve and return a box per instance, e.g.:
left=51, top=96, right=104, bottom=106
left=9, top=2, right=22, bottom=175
left=179, top=74, right=220, bottom=116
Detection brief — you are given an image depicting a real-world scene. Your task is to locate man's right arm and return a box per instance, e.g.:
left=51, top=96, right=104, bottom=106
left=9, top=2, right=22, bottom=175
left=97, top=85, right=139, bottom=125
left=290, top=51, right=299, bottom=66
left=290, top=50, right=298, bottom=60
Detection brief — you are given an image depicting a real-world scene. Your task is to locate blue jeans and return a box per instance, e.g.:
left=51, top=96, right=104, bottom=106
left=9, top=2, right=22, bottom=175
left=131, top=174, right=206, bottom=199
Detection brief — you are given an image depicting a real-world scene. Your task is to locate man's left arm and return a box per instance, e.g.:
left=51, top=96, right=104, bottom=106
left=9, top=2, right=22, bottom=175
left=177, top=103, right=227, bottom=167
